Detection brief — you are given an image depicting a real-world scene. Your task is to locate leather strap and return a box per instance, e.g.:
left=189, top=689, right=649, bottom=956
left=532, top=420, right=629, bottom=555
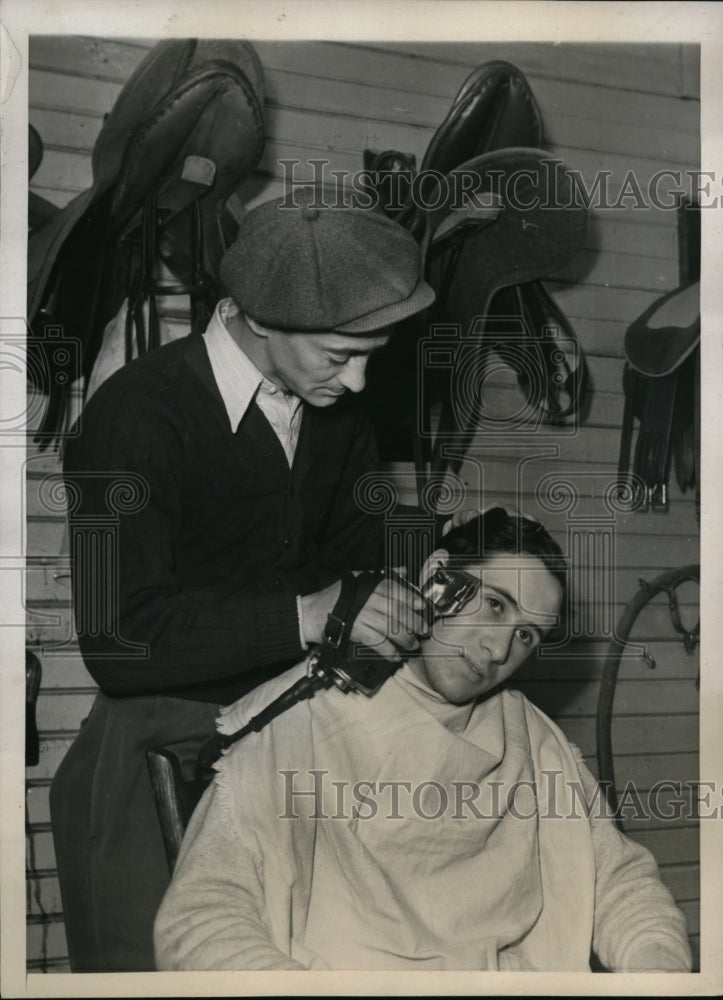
left=617, top=364, right=638, bottom=500
left=196, top=569, right=389, bottom=771
left=318, top=570, right=386, bottom=665
left=694, top=344, right=701, bottom=518
left=321, top=571, right=362, bottom=651
left=633, top=369, right=680, bottom=510
left=512, top=281, right=589, bottom=421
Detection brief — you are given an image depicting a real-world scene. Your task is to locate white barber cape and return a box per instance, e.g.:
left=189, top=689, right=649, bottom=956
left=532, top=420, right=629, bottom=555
left=154, top=662, right=692, bottom=972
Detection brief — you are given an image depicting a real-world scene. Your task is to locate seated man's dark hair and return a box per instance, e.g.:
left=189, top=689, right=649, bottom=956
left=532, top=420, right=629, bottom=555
left=441, top=506, right=568, bottom=604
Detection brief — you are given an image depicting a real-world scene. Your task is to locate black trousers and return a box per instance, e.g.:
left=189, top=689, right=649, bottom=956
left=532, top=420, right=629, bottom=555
left=49, top=692, right=218, bottom=972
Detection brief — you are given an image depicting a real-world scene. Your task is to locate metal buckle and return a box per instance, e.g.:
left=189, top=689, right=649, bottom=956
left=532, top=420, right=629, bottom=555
left=323, top=613, right=346, bottom=650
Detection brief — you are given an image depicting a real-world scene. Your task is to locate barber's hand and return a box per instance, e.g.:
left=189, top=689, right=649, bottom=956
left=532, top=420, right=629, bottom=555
left=300, top=571, right=429, bottom=662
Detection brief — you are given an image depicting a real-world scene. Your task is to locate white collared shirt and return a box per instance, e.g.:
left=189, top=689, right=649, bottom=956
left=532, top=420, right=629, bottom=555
left=203, top=298, right=303, bottom=466
left=203, top=298, right=307, bottom=647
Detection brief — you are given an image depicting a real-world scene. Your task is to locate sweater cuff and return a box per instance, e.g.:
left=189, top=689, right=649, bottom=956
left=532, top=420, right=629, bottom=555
left=296, top=594, right=308, bottom=650
left=251, top=592, right=306, bottom=666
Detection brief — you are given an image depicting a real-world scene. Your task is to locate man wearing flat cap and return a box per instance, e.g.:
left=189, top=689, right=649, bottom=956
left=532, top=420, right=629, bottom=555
left=50, top=188, right=436, bottom=972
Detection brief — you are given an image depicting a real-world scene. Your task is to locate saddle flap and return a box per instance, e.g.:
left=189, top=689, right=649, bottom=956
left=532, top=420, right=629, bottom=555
left=624, top=281, right=700, bottom=377
left=500, top=280, right=590, bottom=422
left=109, top=61, right=264, bottom=236
left=428, top=147, right=588, bottom=318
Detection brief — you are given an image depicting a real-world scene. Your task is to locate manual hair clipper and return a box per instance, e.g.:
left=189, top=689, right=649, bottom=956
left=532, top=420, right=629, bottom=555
left=196, top=564, right=481, bottom=771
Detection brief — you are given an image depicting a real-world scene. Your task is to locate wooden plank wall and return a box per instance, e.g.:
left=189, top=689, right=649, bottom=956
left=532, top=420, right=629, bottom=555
left=26, top=37, right=701, bottom=972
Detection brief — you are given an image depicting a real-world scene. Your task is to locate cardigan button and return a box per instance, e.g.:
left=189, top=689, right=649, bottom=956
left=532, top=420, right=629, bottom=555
left=273, top=576, right=284, bottom=589
left=284, top=535, right=293, bottom=549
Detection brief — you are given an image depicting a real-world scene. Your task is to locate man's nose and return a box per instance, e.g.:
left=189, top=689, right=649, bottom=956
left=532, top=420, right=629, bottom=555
left=483, top=624, right=516, bottom=664
left=337, top=356, right=368, bottom=394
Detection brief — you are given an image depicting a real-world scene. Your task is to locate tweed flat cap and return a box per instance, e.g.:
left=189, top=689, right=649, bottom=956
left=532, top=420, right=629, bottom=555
left=219, top=187, right=435, bottom=333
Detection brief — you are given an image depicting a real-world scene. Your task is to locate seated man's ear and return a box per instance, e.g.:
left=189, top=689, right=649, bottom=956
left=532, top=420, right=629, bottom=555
left=419, top=548, right=450, bottom=591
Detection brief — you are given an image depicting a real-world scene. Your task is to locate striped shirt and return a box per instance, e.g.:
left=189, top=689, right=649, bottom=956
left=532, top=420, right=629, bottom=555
left=203, top=298, right=303, bottom=466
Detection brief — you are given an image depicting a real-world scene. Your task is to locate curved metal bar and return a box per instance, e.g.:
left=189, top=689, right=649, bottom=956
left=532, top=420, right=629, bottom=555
left=596, top=563, right=699, bottom=830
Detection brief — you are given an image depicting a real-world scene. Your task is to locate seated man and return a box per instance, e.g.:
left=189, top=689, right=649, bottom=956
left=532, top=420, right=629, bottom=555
left=154, top=508, right=692, bottom=972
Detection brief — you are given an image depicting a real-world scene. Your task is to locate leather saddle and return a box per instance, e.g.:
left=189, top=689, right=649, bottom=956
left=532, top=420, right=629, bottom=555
left=28, top=125, right=59, bottom=234
left=398, top=60, right=545, bottom=238
left=27, top=39, right=265, bottom=448
left=362, top=61, right=589, bottom=474
left=617, top=281, right=700, bottom=511
left=423, top=148, right=587, bottom=475
left=26, top=648, right=42, bottom=767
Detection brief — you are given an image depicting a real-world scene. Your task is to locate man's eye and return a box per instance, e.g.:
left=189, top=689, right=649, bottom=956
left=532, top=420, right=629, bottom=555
left=516, top=628, right=534, bottom=647
left=487, top=596, right=503, bottom=613
left=326, top=355, right=346, bottom=366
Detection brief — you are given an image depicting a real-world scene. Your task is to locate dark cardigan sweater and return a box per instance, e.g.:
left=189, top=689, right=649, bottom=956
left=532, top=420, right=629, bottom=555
left=63, top=333, right=387, bottom=705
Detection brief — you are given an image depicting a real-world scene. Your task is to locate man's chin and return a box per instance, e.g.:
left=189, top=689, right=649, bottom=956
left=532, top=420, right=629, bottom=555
left=305, top=389, right=346, bottom=407
left=434, top=674, right=484, bottom=706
